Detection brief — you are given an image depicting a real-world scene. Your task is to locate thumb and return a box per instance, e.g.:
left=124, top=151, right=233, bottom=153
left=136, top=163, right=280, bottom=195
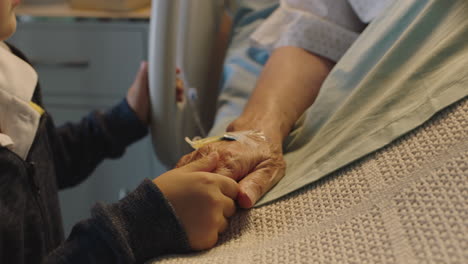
left=178, top=152, right=219, bottom=173
left=127, top=61, right=150, bottom=124
left=130, top=62, right=148, bottom=91
left=135, top=62, right=149, bottom=88
left=138, top=61, right=149, bottom=78
left=237, top=166, right=284, bottom=208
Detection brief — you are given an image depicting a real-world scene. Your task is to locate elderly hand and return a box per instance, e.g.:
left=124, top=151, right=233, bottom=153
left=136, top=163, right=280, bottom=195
left=154, top=152, right=239, bottom=251
left=177, top=131, right=286, bottom=208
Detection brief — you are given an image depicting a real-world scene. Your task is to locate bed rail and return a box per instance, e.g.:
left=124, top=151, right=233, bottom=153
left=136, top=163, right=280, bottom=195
left=149, top=0, right=224, bottom=167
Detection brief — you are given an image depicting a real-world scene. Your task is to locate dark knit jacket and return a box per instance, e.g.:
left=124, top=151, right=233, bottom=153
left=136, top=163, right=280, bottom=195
left=0, top=45, right=190, bottom=263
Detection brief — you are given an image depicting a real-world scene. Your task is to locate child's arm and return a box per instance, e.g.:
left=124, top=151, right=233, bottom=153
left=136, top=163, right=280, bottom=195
left=48, top=63, right=150, bottom=189
left=45, top=153, right=238, bottom=263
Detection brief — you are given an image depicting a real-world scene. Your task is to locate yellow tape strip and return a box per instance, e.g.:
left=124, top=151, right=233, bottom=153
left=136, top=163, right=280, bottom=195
left=29, top=102, right=45, bottom=116
left=185, top=136, right=224, bottom=149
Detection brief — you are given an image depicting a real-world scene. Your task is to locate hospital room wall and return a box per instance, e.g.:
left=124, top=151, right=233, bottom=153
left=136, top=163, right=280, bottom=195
left=9, top=20, right=168, bottom=236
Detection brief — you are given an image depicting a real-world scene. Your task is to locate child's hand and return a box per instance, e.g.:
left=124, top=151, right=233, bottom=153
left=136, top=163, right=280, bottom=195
left=153, top=153, right=239, bottom=251
left=127, top=61, right=150, bottom=124
left=127, top=64, right=186, bottom=123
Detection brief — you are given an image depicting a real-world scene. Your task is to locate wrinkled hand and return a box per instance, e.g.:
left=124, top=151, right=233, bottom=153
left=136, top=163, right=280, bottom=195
left=127, top=61, right=150, bottom=124
left=177, top=132, right=286, bottom=208
left=154, top=153, right=239, bottom=251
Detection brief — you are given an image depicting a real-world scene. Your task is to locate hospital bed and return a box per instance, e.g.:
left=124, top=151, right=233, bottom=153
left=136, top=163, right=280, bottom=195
left=148, top=0, right=468, bottom=263
left=148, top=0, right=226, bottom=166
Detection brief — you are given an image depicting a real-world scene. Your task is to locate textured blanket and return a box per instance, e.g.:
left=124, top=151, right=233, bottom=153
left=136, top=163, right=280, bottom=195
left=152, top=98, right=467, bottom=263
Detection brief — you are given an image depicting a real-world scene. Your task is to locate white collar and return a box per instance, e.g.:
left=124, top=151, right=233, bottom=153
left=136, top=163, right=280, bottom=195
left=0, top=41, right=40, bottom=159
left=0, top=41, right=38, bottom=101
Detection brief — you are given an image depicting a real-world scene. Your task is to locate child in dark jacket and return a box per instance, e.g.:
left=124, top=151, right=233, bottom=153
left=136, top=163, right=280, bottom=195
left=0, top=1, right=238, bottom=263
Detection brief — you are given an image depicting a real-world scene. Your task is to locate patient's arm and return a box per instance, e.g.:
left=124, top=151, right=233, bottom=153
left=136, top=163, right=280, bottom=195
left=179, top=46, right=334, bottom=208
left=229, top=46, right=334, bottom=145
left=230, top=46, right=334, bottom=206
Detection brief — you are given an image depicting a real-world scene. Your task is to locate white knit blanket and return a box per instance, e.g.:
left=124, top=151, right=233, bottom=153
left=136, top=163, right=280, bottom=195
left=151, top=98, right=467, bottom=263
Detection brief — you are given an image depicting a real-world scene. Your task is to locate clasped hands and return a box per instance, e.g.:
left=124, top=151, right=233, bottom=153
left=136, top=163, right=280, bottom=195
left=177, top=131, right=286, bottom=209
left=127, top=62, right=286, bottom=250
left=126, top=63, right=286, bottom=206
left=153, top=131, right=285, bottom=250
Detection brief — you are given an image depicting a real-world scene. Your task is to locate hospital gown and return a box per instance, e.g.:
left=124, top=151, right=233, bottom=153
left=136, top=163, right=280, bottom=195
left=211, top=0, right=392, bottom=137
left=251, top=0, right=393, bottom=61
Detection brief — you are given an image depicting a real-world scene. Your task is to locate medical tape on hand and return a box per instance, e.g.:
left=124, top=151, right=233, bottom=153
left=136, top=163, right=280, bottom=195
left=185, top=130, right=267, bottom=150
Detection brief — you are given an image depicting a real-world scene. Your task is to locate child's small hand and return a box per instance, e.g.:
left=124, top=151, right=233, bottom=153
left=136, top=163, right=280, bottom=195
left=153, top=153, right=239, bottom=251
left=127, top=61, right=150, bottom=124
left=127, top=64, right=186, bottom=124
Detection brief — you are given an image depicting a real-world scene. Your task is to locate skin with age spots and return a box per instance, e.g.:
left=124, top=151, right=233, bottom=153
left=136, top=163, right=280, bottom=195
left=177, top=132, right=286, bottom=208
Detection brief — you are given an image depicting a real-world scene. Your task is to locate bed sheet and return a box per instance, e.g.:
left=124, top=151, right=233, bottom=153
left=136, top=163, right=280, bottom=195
left=209, top=0, right=468, bottom=206
left=153, top=94, right=467, bottom=264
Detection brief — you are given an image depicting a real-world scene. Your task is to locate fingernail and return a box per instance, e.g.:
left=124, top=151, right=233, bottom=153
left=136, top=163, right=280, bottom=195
left=237, top=189, right=254, bottom=208
left=243, top=188, right=256, bottom=207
